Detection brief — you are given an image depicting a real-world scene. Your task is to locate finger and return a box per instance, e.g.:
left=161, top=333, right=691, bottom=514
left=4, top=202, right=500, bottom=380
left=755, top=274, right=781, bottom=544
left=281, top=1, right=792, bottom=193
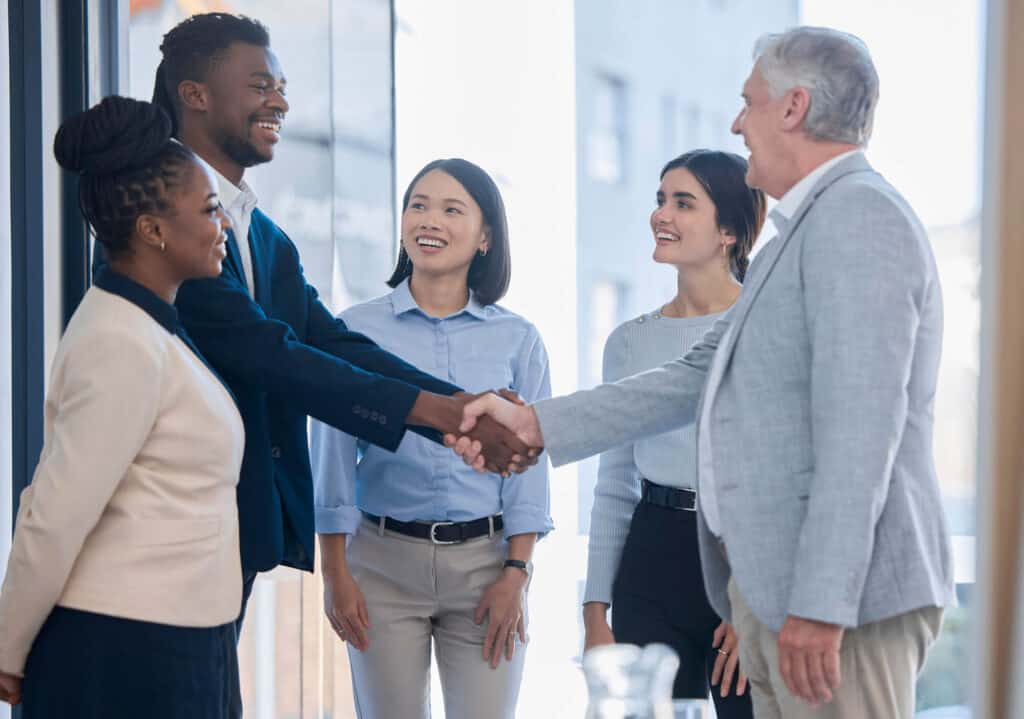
left=823, top=648, right=842, bottom=694
left=791, top=652, right=816, bottom=705
left=778, top=646, right=797, bottom=699
left=340, top=615, right=361, bottom=648
left=517, top=614, right=526, bottom=643
left=443, top=433, right=457, bottom=447
left=737, top=670, right=748, bottom=696
left=492, top=624, right=510, bottom=669
left=505, top=626, right=516, bottom=661
left=721, top=651, right=740, bottom=697
left=472, top=455, right=487, bottom=472
left=453, top=435, right=473, bottom=457
left=497, top=388, right=525, bottom=406
left=712, top=622, right=727, bottom=648
left=357, top=599, right=371, bottom=630
left=711, top=651, right=727, bottom=686
left=326, top=612, right=346, bottom=641
left=807, top=651, right=833, bottom=704
left=483, top=620, right=499, bottom=663
left=345, top=614, right=369, bottom=651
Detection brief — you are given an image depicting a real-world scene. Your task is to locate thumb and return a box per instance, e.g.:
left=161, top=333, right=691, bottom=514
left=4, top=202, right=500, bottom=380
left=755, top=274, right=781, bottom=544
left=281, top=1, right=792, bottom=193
left=459, top=397, right=490, bottom=433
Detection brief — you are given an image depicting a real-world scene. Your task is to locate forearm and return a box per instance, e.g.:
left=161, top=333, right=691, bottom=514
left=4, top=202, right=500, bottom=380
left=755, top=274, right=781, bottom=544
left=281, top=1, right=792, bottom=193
left=319, top=533, right=350, bottom=575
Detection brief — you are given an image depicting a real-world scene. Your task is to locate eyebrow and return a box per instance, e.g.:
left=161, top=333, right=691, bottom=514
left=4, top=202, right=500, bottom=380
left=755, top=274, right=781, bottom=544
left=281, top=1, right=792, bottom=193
left=250, top=72, right=287, bottom=84
left=410, top=193, right=469, bottom=207
left=657, top=190, right=698, bottom=201
left=206, top=192, right=219, bottom=201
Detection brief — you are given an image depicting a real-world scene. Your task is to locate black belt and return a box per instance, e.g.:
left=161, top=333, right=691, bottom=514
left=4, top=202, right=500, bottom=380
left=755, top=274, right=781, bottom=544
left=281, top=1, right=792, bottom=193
left=641, top=479, right=697, bottom=512
left=364, top=512, right=503, bottom=545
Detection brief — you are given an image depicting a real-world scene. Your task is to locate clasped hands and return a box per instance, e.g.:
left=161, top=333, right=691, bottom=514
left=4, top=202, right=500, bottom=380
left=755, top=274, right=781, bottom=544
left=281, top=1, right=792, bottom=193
left=442, top=393, right=544, bottom=473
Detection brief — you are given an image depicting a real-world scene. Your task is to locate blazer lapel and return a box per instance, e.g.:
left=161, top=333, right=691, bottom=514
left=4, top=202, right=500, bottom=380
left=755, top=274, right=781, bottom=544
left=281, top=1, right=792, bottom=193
left=247, top=210, right=271, bottom=307
left=223, top=228, right=246, bottom=283
left=716, top=154, right=877, bottom=364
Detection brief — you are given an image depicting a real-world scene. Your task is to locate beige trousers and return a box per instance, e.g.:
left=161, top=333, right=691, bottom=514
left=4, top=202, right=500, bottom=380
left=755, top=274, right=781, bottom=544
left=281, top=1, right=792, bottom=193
left=346, top=518, right=528, bottom=719
left=728, top=581, right=943, bottom=719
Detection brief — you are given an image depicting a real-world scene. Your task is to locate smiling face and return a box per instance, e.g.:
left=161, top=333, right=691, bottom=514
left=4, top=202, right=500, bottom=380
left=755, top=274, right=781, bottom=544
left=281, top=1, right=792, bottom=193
left=730, top=63, right=791, bottom=198
left=155, top=159, right=231, bottom=280
left=400, top=169, right=489, bottom=283
left=203, top=42, right=288, bottom=170
left=650, top=167, right=734, bottom=271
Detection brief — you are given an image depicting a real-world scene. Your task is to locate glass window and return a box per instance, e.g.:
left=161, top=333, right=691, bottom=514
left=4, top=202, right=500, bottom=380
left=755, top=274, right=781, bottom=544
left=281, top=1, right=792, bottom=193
left=587, top=74, right=628, bottom=184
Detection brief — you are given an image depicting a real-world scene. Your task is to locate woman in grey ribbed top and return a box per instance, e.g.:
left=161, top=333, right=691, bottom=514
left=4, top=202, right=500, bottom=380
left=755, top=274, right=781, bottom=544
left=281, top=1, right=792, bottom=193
left=583, top=150, right=765, bottom=714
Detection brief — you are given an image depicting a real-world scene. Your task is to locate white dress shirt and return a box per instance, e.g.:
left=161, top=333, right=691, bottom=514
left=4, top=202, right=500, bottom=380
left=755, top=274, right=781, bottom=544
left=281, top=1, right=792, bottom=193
left=210, top=164, right=259, bottom=295
left=697, top=149, right=863, bottom=538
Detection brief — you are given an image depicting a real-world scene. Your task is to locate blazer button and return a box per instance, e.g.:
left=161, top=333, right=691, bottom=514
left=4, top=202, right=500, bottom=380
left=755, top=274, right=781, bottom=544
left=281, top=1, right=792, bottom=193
left=378, top=416, right=387, bottom=425
left=352, top=404, right=362, bottom=414
left=370, top=411, right=379, bottom=421
left=271, top=446, right=282, bottom=459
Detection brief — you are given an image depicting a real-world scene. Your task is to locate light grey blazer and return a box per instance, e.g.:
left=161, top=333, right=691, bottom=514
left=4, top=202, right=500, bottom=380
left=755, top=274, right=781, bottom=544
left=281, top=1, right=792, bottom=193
left=536, top=153, right=956, bottom=631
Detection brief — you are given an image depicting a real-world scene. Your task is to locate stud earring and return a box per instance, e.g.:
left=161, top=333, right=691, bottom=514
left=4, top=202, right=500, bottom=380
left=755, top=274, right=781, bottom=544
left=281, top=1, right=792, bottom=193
left=160, top=241, right=166, bottom=252
left=479, top=248, right=488, bottom=257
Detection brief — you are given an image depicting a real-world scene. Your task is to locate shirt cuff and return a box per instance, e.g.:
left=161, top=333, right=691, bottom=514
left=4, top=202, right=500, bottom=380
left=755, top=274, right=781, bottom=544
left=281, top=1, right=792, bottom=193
left=501, top=505, right=554, bottom=539
left=314, top=504, right=363, bottom=535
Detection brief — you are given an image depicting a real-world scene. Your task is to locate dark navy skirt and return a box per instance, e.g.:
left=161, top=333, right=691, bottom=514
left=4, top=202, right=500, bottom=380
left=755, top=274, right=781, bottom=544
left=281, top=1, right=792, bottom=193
left=21, top=606, right=239, bottom=719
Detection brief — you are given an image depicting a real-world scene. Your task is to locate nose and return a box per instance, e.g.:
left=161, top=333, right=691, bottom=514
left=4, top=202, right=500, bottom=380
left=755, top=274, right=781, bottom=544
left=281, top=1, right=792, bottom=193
left=219, top=207, right=232, bottom=231
left=267, top=87, right=289, bottom=114
left=651, top=206, right=669, bottom=227
left=730, top=109, right=743, bottom=136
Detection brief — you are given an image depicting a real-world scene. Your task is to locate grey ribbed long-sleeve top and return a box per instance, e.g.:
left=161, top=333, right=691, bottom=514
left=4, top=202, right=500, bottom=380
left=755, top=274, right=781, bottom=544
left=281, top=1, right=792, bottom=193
left=583, top=307, right=725, bottom=606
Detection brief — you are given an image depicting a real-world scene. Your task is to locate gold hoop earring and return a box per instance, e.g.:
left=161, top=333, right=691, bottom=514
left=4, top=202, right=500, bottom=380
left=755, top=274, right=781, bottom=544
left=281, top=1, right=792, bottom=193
left=160, top=241, right=166, bottom=252
left=479, top=248, right=488, bottom=257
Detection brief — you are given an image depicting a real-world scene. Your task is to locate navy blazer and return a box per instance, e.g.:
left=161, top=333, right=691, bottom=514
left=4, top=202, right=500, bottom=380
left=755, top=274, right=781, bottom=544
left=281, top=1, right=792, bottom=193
left=97, top=208, right=460, bottom=573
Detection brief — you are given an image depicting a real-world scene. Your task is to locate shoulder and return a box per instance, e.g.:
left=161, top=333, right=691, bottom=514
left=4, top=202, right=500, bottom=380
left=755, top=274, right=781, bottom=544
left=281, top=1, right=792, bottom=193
left=61, top=290, right=168, bottom=372
left=339, top=292, right=397, bottom=327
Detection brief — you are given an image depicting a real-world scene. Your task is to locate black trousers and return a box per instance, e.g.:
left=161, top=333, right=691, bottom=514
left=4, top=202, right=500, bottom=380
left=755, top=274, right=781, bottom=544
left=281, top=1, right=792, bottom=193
left=22, top=607, right=238, bottom=719
left=611, top=499, right=753, bottom=718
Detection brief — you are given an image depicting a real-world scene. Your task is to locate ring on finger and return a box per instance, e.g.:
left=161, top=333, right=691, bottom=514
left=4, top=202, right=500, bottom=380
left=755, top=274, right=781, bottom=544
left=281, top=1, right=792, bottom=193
left=717, top=649, right=729, bottom=656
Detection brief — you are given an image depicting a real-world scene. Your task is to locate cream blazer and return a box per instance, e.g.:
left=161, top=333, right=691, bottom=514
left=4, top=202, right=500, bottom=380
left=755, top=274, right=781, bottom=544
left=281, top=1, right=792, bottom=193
left=0, top=281, right=245, bottom=675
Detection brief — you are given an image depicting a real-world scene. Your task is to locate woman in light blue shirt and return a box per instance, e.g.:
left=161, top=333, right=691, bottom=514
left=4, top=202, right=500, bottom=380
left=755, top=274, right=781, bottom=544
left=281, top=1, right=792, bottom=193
left=311, top=158, right=552, bottom=719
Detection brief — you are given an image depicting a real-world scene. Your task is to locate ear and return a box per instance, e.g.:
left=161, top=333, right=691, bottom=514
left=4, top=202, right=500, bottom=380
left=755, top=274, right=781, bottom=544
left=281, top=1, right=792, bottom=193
left=719, top=227, right=738, bottom=248
left=479, top=226, right=491, bottom=255
left=780, top=86, right=811, bottom=132
left=178, top=80, right=210, bottom=114
left=135, top=214, right=165, bottom=251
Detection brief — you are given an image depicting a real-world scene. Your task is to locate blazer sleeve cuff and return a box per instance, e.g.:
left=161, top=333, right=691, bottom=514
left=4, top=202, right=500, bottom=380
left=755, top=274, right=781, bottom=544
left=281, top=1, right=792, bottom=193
left=533, top=397, right=583, bottom=467
left=314, top=504, right=363, bottom=535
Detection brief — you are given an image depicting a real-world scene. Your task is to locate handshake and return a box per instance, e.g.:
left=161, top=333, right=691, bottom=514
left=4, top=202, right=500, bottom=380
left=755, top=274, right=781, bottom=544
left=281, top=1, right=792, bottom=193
left=410, top=390, right=546, bottom=475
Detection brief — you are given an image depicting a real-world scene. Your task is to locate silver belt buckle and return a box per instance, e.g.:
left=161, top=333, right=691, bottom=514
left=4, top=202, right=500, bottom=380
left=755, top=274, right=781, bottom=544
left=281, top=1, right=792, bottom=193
left=429, top=521, right=458, bottom=545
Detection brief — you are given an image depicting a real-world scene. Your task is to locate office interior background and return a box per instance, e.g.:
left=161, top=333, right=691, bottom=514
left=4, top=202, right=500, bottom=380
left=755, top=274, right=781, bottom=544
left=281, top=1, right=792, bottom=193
left=5, top=0, right=1024, bottom=717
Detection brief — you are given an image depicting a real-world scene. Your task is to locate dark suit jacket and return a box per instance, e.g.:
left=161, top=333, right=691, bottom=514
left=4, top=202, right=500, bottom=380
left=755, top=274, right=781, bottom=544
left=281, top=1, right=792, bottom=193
left=98, top=208, right=460, bottom=573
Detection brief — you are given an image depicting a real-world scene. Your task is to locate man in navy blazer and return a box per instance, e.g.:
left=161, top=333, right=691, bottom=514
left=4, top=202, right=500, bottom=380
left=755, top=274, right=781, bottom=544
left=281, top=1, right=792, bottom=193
left=121, top=13, right=535, bottom=621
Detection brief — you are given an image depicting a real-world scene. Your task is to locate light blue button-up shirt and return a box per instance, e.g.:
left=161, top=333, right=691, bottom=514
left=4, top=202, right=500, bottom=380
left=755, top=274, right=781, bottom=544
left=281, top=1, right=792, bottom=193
left=310, top=279, right=554, bottom=538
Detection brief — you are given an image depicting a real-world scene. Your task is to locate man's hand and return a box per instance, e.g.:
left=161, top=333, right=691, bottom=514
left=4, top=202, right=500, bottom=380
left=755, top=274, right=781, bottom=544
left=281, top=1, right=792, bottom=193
left=582, top=602, right=615, bottom=652
left=475, top=568, right=528, bottom=669
left=0, top=672, right=21, bottom=705
left=409, top=391, right=535, bottom=475
left=710, top=621, right=747, bottom=698
left=777, top=615, right=843, bottom=706
left=445, top=394, right=545, bottom=470
left=323, top=565, right=371, bottom=652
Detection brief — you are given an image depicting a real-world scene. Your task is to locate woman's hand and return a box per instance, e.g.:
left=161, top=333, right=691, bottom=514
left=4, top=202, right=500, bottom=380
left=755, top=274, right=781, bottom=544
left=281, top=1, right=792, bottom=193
left=711, top=620, right=747, bottom=697
left=583, top=602, right=615, bottom=652
left=323, top=566, right=371, bottom=652
left=474, top=568, right=528, bottom=669
left=0, top=672, right=21, bottom=705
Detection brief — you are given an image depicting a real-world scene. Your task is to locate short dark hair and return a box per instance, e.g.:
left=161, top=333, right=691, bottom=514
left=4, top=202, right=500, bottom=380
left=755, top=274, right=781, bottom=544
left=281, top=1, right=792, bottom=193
left=660, top=149, right=767, bottom=281
left=388, top=158, right=511, bottom=306
left=152, top=13, right=271, bottom=134
left=53, top=95, right=197, bottom=258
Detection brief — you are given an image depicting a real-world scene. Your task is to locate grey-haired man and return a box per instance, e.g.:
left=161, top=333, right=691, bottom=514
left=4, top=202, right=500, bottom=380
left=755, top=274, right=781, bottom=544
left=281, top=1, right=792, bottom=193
left=453, top=26, right=955, bottom=718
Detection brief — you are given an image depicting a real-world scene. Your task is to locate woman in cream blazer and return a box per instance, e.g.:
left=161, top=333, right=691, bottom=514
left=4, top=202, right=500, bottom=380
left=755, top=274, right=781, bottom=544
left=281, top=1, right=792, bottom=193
left=0, top=96, right=243, bottom=719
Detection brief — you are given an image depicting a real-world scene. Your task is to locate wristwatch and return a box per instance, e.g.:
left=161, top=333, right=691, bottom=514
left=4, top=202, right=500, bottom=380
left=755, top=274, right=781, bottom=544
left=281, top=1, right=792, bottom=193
left=503, top=559, right=529, bottom=576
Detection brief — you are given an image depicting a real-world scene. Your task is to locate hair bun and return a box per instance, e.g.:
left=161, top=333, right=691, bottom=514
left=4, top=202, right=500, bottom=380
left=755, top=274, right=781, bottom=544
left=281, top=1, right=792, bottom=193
left=53, top=95, right=173, bottom=176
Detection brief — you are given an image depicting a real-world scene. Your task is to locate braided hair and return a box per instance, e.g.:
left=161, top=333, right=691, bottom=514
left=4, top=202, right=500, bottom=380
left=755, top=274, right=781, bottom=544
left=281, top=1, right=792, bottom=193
left=53, top=95, right=197, bottom=258
left=152, top=13, right=270, bottom=134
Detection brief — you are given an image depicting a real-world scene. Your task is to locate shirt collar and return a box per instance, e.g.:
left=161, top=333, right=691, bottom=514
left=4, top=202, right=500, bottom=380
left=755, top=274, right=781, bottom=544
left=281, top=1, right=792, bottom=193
left=205, top=159, right=259, bottom=214
left=773, top=149, right=863, bottom=221
left=93, top=266, right=179, bottom=334
left=390, top=278, right=489, bottom=320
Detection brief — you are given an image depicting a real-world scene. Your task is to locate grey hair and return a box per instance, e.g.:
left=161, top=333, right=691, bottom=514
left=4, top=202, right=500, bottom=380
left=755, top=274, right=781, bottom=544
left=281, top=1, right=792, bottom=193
left=753, top=27, right=879, bottom=146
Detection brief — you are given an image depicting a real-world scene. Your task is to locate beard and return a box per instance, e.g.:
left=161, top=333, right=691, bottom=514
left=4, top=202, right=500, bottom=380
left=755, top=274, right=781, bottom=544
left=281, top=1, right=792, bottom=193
left=221, top=133, right=271, bottom=169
